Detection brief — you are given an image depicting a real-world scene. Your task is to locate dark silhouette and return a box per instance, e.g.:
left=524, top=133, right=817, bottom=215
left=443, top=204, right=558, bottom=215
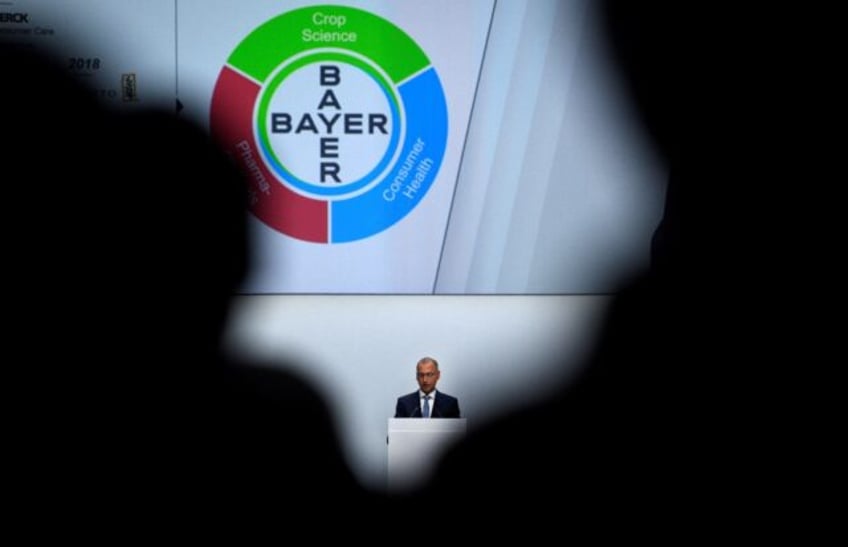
left=406, top=1, right=791, bottom=532
left=2, top=43, right=376, bottom=522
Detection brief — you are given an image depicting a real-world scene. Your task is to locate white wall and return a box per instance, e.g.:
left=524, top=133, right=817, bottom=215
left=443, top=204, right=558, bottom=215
left=224, top=294, right=611, bottom=491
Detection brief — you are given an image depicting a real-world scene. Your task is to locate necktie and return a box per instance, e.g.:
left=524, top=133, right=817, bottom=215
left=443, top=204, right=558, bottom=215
left=422, top=395, right=431, bottom=418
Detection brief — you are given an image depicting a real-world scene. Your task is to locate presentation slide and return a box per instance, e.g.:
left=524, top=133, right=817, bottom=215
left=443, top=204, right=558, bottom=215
left=3, top=0, right=668, bottom=294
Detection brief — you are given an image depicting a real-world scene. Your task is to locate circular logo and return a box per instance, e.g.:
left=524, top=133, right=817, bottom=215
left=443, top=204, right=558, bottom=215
left=210, top=6, right=448, bottom=243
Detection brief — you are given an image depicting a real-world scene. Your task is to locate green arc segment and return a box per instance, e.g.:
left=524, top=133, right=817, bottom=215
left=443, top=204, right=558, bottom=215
left=227, top=5, right=430, bottom=83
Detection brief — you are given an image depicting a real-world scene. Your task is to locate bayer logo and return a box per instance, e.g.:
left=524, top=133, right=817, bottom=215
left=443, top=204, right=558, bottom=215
left=256, top=52, right=402, bottom=200
left=210, top=5, right=447, bottom=243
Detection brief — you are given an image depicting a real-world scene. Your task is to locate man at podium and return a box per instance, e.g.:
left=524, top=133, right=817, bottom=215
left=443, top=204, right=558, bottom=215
left=394, top=357, right=461, bottom=418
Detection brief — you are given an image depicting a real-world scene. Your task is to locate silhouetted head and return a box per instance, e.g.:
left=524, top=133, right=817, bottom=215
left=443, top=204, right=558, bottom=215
left=598, top=2, right=731, bottom=164
left=112, top=110, right=250, bottom=353
left=596, top=2, right=755, bottom=277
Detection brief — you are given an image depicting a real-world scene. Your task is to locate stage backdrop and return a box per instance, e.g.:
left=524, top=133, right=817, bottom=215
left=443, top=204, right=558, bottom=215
left=3, top=0, right=666, bottom=294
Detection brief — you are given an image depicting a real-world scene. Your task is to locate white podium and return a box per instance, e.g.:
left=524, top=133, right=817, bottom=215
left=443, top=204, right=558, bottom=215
left=387, top=418, right=466, bottom=492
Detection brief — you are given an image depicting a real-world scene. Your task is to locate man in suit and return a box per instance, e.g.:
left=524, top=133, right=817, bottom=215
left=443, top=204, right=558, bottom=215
left=394, top=357, right=461, bottom=418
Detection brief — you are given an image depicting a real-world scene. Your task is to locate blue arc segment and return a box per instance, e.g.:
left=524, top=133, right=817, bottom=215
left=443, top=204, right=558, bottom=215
left=331, top=68, right=447, bottom=243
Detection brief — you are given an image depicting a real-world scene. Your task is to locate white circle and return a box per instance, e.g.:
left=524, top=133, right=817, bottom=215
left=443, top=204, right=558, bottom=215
left=265, top=62, right=393, bottom=187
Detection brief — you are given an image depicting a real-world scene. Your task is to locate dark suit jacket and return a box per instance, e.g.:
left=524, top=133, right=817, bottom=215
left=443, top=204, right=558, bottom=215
left=395, top=390, right=461, bottom=418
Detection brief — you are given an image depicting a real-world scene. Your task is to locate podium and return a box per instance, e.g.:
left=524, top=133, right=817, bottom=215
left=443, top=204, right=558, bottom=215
left=387, top=418, right=467, bottom=492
